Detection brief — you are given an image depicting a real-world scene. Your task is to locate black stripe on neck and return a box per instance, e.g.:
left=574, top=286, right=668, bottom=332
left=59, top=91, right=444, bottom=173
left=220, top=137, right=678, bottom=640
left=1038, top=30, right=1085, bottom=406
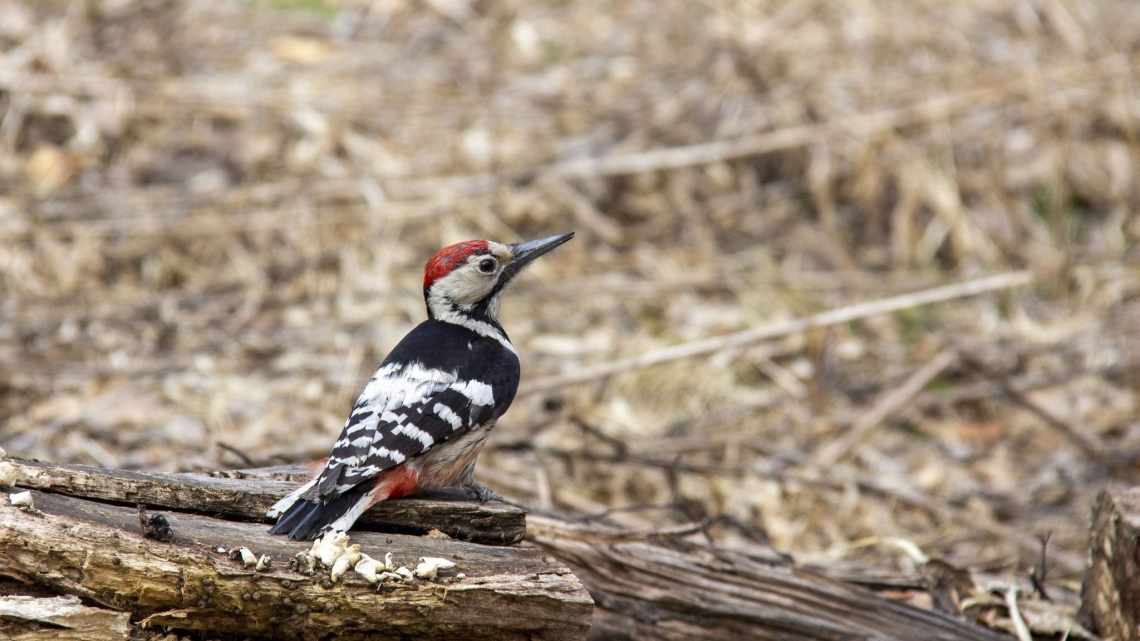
left=427, top=296, right=510, bottom=341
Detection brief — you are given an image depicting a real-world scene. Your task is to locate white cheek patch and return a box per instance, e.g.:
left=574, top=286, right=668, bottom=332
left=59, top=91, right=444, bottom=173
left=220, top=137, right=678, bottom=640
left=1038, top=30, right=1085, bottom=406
left=425, top=249, right=517, bottom=354
left=429, top=264, right=496, bottom=306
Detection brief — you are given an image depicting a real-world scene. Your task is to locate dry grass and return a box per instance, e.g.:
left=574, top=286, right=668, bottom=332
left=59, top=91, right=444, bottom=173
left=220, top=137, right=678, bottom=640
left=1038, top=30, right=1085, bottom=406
left=3, top=0, right=1140, bottom=609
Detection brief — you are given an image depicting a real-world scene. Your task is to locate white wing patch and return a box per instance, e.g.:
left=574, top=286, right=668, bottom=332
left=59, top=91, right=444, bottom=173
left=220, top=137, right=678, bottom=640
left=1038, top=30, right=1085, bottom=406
left=316, top=359, right=504, bottom=498
left=450, top=379, right=495, bottom=406
left=433, top=402, right=463, bottom=430
left=360, top=363, right=457, bottom=409
left=368, top=445, right=406, bottom=464
left=392, top=423, right=435, bottom=449
left=345, top=411, right=378, bottom=436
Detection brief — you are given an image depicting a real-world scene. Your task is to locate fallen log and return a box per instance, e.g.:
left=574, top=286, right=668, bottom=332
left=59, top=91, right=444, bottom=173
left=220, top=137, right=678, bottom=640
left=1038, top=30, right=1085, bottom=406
left=0, top=487, right=592, bottom=640
left=1, top=458, right=525, bottom=545
left=0, top=458, right=1027, bottom=640
left=528, top=517, right=1014, bottom=641
left=219, top=467, right=1019, bottom=640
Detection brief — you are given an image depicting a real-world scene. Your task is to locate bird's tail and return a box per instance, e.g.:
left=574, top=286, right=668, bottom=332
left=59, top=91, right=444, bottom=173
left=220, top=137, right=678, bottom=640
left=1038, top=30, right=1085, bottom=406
left=268, top=480, right=375, bottom=541
left=265, top=477, right=317, bottom=519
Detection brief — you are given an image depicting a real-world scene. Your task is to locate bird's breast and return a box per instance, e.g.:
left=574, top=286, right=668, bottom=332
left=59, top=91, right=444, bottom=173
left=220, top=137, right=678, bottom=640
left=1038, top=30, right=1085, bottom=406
left=415, top=425, right=493, bottom=488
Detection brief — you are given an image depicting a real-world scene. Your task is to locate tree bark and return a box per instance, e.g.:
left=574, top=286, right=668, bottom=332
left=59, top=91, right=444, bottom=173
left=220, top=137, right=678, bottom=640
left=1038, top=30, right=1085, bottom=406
left=3, top=458, right=525, bottom=545
left=528, top=517, right=1014, bottom=641
left=0, top=595, right=132, bottom=641
left=0, top=487, right=591, bottom=641
left=0, top=459, right=1028, bottom=641
left=1079, top=487, right=1140, bottom=641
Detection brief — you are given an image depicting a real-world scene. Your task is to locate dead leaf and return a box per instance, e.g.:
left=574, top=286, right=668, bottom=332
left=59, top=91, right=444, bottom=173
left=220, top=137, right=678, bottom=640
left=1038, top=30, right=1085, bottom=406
left=271, top=36, right=334, bottom=65
left=26, top=145, right=75, bottom=195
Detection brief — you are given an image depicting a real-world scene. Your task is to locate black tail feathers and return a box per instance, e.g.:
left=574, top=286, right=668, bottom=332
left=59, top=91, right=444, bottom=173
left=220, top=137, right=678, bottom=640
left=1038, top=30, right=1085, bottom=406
left=268, top=482, right=372, bottom=540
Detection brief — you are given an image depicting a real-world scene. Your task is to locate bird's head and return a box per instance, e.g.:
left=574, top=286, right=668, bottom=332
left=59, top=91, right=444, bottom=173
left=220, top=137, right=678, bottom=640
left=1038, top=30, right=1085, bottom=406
left=422, top=232, right=574, bottom=323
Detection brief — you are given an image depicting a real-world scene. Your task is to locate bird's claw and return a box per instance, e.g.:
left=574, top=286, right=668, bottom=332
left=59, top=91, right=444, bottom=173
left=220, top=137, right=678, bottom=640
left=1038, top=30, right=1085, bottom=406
left=464, top=482, right=502, bottom=503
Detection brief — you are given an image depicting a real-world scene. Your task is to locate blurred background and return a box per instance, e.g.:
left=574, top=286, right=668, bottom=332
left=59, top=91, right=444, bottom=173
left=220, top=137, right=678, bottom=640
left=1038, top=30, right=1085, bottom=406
left=1, top=0, right=1139, bottom=590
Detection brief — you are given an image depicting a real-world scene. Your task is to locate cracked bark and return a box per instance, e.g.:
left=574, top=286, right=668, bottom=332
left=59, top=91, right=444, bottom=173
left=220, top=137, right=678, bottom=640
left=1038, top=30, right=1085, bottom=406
left=0, top=487, right=591, bottom=641
left=0, top=459, right=1031, bottom=641
left=3, top=458, right=525, bottom=545
left=1079, top=487, right=1140, bottom=641
left=0, top=595, right=131, bottom=641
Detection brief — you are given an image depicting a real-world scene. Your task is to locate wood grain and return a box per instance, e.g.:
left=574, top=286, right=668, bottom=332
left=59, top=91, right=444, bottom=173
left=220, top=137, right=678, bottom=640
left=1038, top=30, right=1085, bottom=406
left=529, top=517, right=1013, bottom=641
left=3, top=458, right=525, bottom=545
left=0, top=488, right=591, bottom=641
left=1079, top=487, right=1139, bottom=641
left=0, top=595, right=131, bottom=641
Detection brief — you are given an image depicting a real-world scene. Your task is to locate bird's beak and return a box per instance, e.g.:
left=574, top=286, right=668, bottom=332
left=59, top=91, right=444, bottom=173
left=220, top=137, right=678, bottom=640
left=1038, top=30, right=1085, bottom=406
left=503, top=232, right=574, bottom=283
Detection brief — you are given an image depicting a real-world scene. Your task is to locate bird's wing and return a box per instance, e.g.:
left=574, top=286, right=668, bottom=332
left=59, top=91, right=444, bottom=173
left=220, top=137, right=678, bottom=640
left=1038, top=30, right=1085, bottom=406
left=310, top=361, right=497, bottom=500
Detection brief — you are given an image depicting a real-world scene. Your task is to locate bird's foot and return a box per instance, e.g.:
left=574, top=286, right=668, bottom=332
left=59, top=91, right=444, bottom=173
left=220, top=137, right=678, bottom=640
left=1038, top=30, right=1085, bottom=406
left=463, top=481, right=502, bottom=503
left=414, top=483, right=502, bottom=502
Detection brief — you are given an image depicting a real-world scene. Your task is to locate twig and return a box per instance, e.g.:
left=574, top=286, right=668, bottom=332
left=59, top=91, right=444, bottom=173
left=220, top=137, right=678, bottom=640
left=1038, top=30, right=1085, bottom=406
left=1030, top=532, right=1052, bottom=601
left=577, top=502, right=687, bottom=522
left=544, top=55, right=1131, bottom=179
left=958, top=353, right=1106, bottom=462
left=542, top=179, right=624, bottom=245
left=814, top=349, right=958, bottom=466
left=1004, top=584, right=1034, bottom=641
left=216, top=442, right=256, bottom=467
left=569, top=415, right=629, bottom=458
left=523, top=271, right=1033, bottom=396
left=490, top=440, right=1086, bottom=573
left=529, top=514, right=726, bottom=544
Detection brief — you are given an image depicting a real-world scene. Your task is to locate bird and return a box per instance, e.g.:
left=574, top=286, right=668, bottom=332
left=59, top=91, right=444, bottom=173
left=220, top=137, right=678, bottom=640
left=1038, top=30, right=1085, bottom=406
left=267, top=232, right=573, bottom=540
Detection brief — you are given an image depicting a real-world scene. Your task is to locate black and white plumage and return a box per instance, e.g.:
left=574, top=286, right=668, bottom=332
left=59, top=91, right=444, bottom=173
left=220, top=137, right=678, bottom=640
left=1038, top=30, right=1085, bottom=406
left=268, top=233, right=573, bottom=540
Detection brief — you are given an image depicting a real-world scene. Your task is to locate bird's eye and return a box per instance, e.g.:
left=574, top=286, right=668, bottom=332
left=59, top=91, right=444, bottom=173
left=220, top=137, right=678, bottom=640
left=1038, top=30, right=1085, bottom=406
left=478, top=258, right=497, bottom=274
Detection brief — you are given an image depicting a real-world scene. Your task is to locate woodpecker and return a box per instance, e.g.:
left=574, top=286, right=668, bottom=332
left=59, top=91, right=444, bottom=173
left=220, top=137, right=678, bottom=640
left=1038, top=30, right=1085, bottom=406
left=268, top=232, right=573, bottom=540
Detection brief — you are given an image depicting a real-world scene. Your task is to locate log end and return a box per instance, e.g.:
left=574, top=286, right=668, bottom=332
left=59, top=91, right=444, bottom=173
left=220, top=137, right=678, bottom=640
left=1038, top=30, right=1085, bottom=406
left=1079, top=487, right=1140, bottom=641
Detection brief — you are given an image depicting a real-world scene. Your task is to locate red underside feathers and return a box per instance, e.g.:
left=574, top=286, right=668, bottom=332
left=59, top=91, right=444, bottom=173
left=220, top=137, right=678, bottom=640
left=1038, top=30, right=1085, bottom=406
left=369, top=465, right=421, bottom=506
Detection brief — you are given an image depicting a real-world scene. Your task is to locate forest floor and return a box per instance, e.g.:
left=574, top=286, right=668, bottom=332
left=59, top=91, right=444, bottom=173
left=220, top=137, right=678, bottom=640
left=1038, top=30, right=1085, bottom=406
left=2, top=0, right=1140, bottom=628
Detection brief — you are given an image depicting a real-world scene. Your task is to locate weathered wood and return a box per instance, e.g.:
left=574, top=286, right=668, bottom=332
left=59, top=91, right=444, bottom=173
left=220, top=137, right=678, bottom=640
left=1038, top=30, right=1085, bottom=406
left=1079, top=487, right=1140, bottom=640
left=2, top=458, right=525, bottom=544
left=0, top=460, right=1034, bottom=641
left=208, top=464, right=1021, bottom=640
left=528, top=517, right=1014, bottom=641
left=0, top=595, right=132, bottom=641
left=0, top=488, right=592, bottom=641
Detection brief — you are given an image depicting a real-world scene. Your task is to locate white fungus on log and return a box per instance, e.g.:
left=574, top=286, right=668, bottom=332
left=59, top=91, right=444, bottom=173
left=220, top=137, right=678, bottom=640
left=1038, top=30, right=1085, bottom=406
left=354, top=554, right=383, bottom=584
left=415, top=557, right=457, bottom=580
left=237, top=547, right=258, bottom=568
left=291, top=531, right=454, bottom=585
left=330, top=545, right=361, bottom=582
left=9, top=490, right=33, bottom=509
left=314, top=532, right=349, bottom=567
left=291, top=552, right=317, bottom=576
